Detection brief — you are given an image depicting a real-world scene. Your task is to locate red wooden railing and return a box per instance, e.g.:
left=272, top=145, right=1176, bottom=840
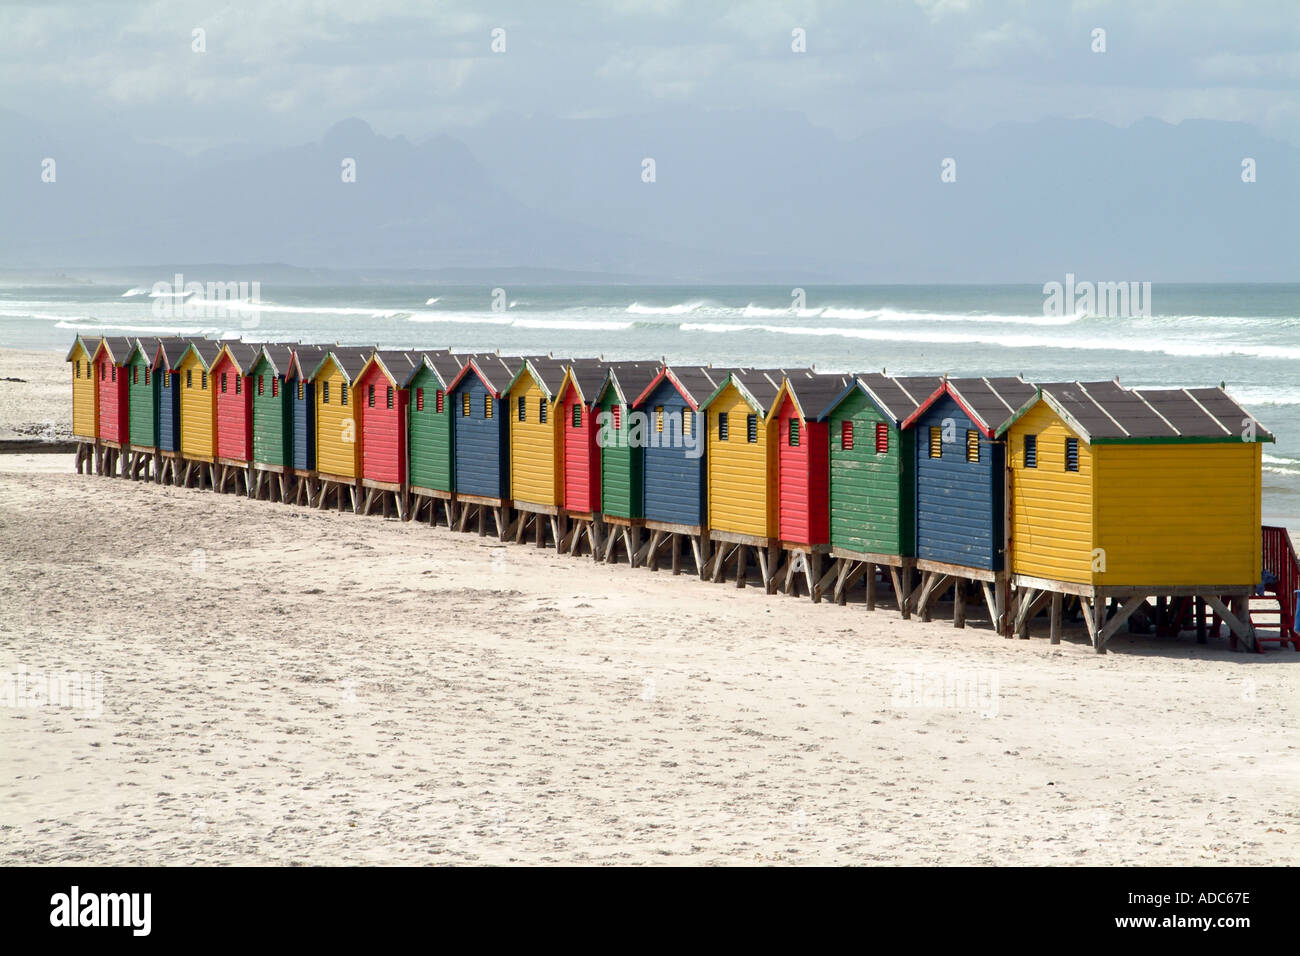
left=1260, top=525, right=1300, bottom=649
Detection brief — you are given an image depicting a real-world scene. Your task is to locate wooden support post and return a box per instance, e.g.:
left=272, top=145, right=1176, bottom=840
left=1195, top=597, right=1207, bottom=644
left=670, top=533, right=681, bottom=575
left=1094, top=594, right=1148, bottom=652
left=814, top=560, right=836, bottom=605
left=1205, top=595, right=1254, bottom=651
left=890, top=566, right=909, bottom=619
left=1049, top=592, right=1063, bottom=645
left=735, top=545, right=747, bottom=589
left=995, top=576, right=1009, bottom=637
left=953, top=578, right=966, bottom=629
left=864, top=562, right=877, bottom=610
left=709, top=538, right=726, bottom=582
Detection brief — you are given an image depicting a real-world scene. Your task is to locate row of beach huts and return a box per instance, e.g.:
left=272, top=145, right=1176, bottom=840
left=64, top=334, right=1298, bottom=653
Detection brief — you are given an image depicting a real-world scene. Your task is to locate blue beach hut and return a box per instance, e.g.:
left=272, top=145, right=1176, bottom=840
left=631, top=365, right=733, bottom=575
left=900, top=376, right=1036, bottom=630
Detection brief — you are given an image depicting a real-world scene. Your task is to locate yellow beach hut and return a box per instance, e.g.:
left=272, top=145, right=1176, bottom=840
left=504, top=356, right=572, bottom=548
left=309, top=346, right=373, bottom=511
left=175, top=339, right=223, bottom=488
left=699, top=368, right=787, bottom=590
left=1000, top=380, right=1273, bottom=652
left=65, top=335, right=100, bottom=473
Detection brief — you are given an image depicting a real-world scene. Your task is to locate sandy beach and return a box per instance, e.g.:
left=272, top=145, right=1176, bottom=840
left=1, top=347, right=1297, bottom=866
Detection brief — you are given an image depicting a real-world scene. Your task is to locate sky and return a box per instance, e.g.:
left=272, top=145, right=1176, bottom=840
left=3, top=0, right=1298, bottom=154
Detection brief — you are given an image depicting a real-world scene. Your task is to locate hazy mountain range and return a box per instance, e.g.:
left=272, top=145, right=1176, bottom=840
left=1, top=108, right=1295, bottom=282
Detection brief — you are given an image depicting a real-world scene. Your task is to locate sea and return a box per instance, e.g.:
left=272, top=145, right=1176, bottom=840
left=3, top=280, right=1297, bottom=526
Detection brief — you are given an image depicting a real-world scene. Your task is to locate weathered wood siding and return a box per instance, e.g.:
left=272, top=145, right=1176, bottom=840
left=407, top=368, right=452, bottom=492
left=706, top=383, right=776, bottom=538
left=828, top=390, right=914, bottom=556
left=639, top=378, right=704, bottom=527
left=1007, top=402, right=1093, bottom=584
left=912, top=394, right=1003, bottom=570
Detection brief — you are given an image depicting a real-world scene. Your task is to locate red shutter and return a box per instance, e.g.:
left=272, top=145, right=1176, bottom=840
left=416, top=388, right=424, bottom=411
left=875, top=422, right=888, bottom=454
left=435, top=390, right=444, bottom=413
left=841, top=420, right=854, bottom=450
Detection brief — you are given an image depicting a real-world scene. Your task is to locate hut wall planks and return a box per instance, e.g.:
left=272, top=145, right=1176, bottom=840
left=451, top=371, right=509, bottom=499
left=314, top=357, right=359, bottom=479
left=596, top=394, right=641, bottom=520
left=1093, top=442, right=1261, bottom=586
left=639, top=377, right=704, bottom=527
left=1007, top=401, right=1094, bottom=584
left=68, top=339, right=98, bottom=440
left=706, top=382, right=776, bottom=539
left=126, top=348, right=157, bottom=448
left=828, top=390, right=914, bottom=557
left=212, top=354, right=253, bottom=462
left=912, top=393, right=1004, bottom=571
left=560, top=383, right=600, bottom=513
left=407, top=368, right=453, bottom=492
left=177, top=349, right=215, bottom=459
left=250, top=363, right=293, bottom=467
left=775, top=392, right=829, bottom=546
left=508, top=373, right=561, bottom=506
left=357, top=363, right=407, bottom=485
left=94, top=349, right=129, bottom=444
left=292, top=379, right=314, bottom=471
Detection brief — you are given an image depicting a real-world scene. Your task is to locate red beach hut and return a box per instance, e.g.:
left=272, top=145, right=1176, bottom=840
left=211, top=342, right=260, bottom=494
left=91, top=336, right=132, bottom=475
left=355, top=349, right=416, bottom=517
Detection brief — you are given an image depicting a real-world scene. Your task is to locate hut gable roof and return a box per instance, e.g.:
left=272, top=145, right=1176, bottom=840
left=902, top=376, right=1036, bottom=437
left=213, top=341, right=262, bottom=375
left=284, top=344, right=324, bottom=381
left=700, top=367, right=792, bottom=415
left=403, top=349, right=462, bottom=389
left=561, top=358, right=613, bottom=405
left=357, top=350, right=416, bottom=387
left=149, top=336, right=192, bottom=371
left=308, top=347, right=373, bottom=382
left=92, top=335, right=136, bottom=366
left=64, top=334, right=99, bottom=362
left=249, top=343, right=297, bottom=377
left=1000, top=380, right=1275, bottom=444
left=770, top=371, right=852, bottom=424
left=826, top=373, right=945, bottom=425
left=177, top=338, right=224, bottom=370
left=634, top=365, right=733, bottom=410
left=506, top=356, right=571, bottom=399
left=597, top=362, right=660, bottom=406
left=449, top=354, right=519, bottom=396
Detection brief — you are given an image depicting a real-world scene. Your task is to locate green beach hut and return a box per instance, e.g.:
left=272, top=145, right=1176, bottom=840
left=247, top=342, right=299, bottom=501
left=404, top=349, right=464, bottom=525
left=815, top=373, right=941, bottom=609
left=593, top=361, right=659, bottom=564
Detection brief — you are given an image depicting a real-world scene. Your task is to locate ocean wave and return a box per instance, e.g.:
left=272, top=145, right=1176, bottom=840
left=121, top=287, right=150, bottom=297
left=425, top=297, right=440, bottom=305
left=678, top=321, right=1300, bottom=360
left=54, top=320, right=219, bottom=335
left=232, top=302, right=407, bottom=318
left=512, top=318, right=634, bottom=331
left=0, top=309, right=85, bottom=322
left=741, top=304, right=827, bottom=318
left=1209, top=385, right=1300, bottom=408
left=626, top=300, right=706, bottom=316
left=406, top=314, right=514, bottom=326
left=1264, top=454, right=1300, bottom=466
